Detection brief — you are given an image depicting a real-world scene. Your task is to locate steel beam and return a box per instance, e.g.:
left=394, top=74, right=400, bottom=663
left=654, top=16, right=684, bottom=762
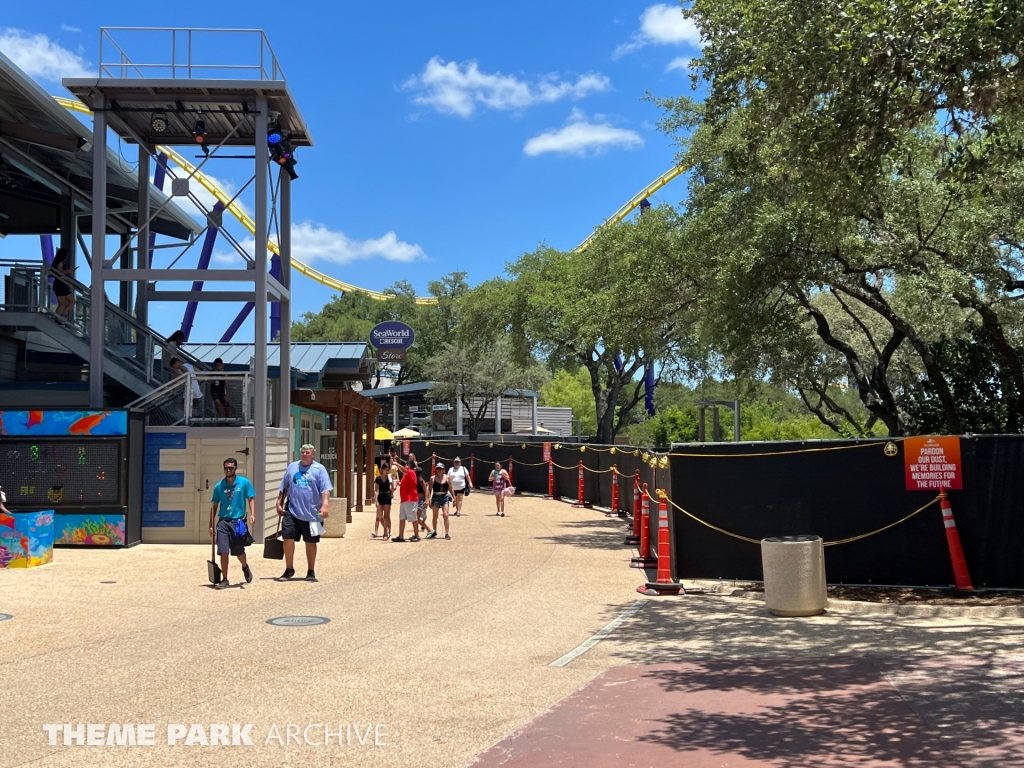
left=147, top=291, right=258, bottom=302
left=278, top=169, right=291, bottom=431
left=253, top=96, right=269, bottom=537
left=89, top=98, right=107, bottom=408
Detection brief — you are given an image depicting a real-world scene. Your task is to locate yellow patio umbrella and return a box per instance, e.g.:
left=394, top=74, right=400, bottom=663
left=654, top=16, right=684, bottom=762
left=361, top=426, right=396, bottom=440
left=392, top=427, right=421, bottom=439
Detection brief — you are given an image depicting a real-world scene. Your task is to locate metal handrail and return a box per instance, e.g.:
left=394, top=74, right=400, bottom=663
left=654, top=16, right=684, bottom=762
left=1, top=260, right=208, bottom=379
left=98, top=27, right=284, bottom=81
left=128, top=370, right=260, bottom=426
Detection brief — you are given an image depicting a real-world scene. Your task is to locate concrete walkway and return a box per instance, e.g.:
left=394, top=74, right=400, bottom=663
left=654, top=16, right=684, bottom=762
left=1, top=494, right=1022, bottom=767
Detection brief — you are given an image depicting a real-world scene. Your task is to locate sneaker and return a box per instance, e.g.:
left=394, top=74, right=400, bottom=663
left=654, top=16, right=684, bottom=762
left=242, top=564, right=253, bottom=584
left=426, top=530, right=438, bottom=539
left=278, top=568, right=295, bottom=581
left=410, top=536, right=421, bottom=542
left=444, top=534, right=451, bottom=540
left=392, top=537, right=406, bottom=543
left=215, top=578, right=229, bottom=590
left=306, top=570, right=317, bottom=582
left=372, top=532, right=378, bottom=538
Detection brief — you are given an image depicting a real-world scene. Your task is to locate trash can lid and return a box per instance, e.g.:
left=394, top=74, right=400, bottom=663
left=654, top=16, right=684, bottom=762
left=762, top=535, right=822, bottom=543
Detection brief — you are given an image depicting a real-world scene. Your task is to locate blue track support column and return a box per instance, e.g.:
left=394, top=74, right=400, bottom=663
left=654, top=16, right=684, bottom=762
left=40, top=236, right=56, bottom=305
left=221, top=302, right=254, bottom=343
left=179, top=202, right=224, bottom=341
left=644, top=363, right=656, bottom=417
left=269, top=253, right=281, bottom=341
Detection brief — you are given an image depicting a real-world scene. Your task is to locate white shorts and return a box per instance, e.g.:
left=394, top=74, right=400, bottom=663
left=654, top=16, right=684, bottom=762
left=399, top=501, right=419, bottom=522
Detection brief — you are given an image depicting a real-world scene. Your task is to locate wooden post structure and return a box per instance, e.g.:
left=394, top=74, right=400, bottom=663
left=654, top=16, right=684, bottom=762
left=355, top=410, right=365, bottom=514
left=365, top=410, right=376, bottom=506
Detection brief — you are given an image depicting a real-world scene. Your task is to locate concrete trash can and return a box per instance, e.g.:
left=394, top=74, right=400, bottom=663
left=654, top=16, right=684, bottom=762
left=761, top=535, right=827, bottom=616
left=322, top=497, right=347, bottom=538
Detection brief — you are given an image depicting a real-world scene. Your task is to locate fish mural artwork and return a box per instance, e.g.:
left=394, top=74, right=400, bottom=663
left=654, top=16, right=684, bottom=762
left=68, top=411, right=110, bottom=435
left=55, top=515, right=125, bottom=546
left=0, top=410, right=127, bottom=436
left=0, top=510, right=55, bottom=568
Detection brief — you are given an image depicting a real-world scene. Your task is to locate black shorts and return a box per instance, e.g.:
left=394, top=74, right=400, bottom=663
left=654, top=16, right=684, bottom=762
left=216, top=518, right=247, bottom=556
left=53, top=280, right=72, bottom=297
left=281, top=513, right=321, bottom=543
left=451, top=488, right=466, bottom=496
left=377, top=495, right=393, bottom=506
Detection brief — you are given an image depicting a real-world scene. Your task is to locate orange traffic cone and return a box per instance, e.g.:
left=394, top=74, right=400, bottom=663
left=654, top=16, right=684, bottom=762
left=939, top=488, right=973, bottom=591
left=638, top=490, right=682, bottom=596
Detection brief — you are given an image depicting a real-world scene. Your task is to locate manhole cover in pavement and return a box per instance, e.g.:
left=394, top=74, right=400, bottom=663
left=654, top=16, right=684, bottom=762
left=0, top=613, right=12, bottom=622
left=266, top=616, right=330, bottom=627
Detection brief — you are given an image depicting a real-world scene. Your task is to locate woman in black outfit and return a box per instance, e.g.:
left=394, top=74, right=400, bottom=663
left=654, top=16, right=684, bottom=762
left=50, top=247, right=75, bottom=320
left=430, top=463, right=452, bottom=540
left=373, top=460, right=394, bottom=541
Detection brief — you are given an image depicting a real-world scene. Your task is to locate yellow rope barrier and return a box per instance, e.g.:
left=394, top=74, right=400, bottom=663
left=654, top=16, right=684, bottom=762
left=668, top=439, right=903, bottom=459
left=660, top=493, right=942, bottom=547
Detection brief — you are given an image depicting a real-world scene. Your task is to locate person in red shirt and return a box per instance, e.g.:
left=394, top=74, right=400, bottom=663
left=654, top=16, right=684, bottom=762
left=394, top=462, right=424, bottom=542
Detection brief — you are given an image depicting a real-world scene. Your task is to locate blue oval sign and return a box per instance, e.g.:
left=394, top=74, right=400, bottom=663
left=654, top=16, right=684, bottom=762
left=370, top=321, right=415, bottom=350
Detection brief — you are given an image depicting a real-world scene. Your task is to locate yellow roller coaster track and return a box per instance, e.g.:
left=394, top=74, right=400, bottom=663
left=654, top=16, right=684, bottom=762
left=56, top=96, right=682, bottom=305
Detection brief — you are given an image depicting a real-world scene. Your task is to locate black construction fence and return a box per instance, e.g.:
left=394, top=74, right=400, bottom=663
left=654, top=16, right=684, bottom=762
left=404, top=435, right=1024, bottom=590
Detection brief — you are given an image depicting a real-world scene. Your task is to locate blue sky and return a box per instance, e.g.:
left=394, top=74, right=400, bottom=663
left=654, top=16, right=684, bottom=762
left=0, top=2, right=699, bottom=342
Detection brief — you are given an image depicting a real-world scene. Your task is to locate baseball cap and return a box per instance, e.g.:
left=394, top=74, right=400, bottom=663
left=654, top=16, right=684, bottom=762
left=436, top=463, right=445, bottom=470
left=453, top=456, right=461, bottom=462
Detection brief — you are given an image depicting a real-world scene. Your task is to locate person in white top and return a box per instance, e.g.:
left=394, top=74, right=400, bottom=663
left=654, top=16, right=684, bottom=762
left=447, top=456, right=471, bottom=517
left=170, top=357, right=204, bottom=417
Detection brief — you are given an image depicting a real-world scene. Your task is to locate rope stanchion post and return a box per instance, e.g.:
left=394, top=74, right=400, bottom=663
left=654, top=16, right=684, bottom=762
left=639, top=490, right=683, bottom=596
left=939, top=488, right=974, bottom=591
left=571, top=460, right=588, bottom=508
left=544, top=459, right=555, bottom=500
left=631, top=483, right=657, bottom=569
left=624, top=470, right=641, bottom=545
left=610, top=466, right=618, bottom=520
left=431, top=455, right=436, bottom=476
left=470, top=456, right=475, bottom=488
left=508, top=455, right=514, bottom=485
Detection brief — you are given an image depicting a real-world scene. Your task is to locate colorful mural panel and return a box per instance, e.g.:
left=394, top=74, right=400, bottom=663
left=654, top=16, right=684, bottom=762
left=54, top=514, right=126, bottom=546
left=0, top=510, right=55, bottom=568
left=0, top=410, right=127, bottom=437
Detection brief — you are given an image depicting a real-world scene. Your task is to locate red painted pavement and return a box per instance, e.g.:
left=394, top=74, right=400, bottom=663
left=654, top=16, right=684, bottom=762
left=469, top=657, right=1024, bottom=767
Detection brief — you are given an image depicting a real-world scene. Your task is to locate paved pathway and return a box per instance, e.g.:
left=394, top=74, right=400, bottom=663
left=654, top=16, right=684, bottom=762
left=0, top=493, right=1021, bottom=767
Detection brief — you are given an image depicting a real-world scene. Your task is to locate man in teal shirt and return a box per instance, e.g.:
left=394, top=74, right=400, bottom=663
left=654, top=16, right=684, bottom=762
left=208, top=458, right=257, bottom=590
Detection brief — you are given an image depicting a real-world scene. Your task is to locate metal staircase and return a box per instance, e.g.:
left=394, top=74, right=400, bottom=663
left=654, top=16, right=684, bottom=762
left=0, top=259, right=208, bottom=399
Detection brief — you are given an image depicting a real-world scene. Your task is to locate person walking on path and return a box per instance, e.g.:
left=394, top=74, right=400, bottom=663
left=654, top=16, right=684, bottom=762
left=447, top=457, right=470, bottom=517
left=489, top=461, right=511, bottom=517
left=429, top=463, right=451, bottom=539
left=373, top=459, right=394, bottom=540
left=393, top=461, right=425, bottom=542
left=276, top=444, right=332, bottom=581
left=208, top=458, right=256, bottom=590
left=50, top=247, right=76, bottom=321
left=407, top=455, right=433, bottom=535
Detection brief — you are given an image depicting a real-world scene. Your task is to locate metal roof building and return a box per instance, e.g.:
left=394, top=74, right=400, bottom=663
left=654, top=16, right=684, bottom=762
left=184, top=342, right=371, bottom=386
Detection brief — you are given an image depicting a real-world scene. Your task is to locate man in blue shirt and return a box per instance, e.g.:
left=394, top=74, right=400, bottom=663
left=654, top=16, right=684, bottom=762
left=208, top=458, right=257, bottom=590
left=276, top=443, right=333, bottom=582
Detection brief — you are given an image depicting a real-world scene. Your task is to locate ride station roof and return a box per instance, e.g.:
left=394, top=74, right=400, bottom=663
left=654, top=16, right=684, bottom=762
left=184, top=342, right=371, bottom=385
left=0, top=51, right=201, bottom=239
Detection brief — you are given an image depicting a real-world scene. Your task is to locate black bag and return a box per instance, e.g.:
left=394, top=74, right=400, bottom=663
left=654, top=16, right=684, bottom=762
left=207, top=533, right=222, bottom=584
left=264, top=514, right=284, bottom=560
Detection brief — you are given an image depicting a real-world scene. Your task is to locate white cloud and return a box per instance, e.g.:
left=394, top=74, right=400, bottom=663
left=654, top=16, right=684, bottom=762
left=0, top=28, right=91, bottom=80
left=291, top=222, right=426, bottom=264
left=614, top=4, right=701, bottom=58
left=404, top=57, right=610, bottom=117
left=524, top=109, right=643, bottom=157
left=60, top=24, right=81, bottom=33
left=666, top=56, right=697, bottom=74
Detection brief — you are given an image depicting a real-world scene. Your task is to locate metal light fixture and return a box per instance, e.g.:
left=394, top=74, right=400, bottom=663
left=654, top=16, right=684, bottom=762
left=192, top=117, right=207, bottom=144
left=150, top=111, right=168, bottom=133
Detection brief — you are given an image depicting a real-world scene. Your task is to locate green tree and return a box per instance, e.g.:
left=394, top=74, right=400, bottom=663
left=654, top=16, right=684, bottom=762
left=539, top=369, right=597, bottom=436
left=498, top=207, right=699, bottom=444
left=428, top=339, right=548, bottom=440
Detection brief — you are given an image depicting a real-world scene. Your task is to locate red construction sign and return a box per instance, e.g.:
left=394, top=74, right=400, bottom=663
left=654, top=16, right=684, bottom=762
left=402, top=440, right=410, bottom=457
left=904, top=436, right=962, bottom=490
left=543, top=442, right=552, bottom=462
